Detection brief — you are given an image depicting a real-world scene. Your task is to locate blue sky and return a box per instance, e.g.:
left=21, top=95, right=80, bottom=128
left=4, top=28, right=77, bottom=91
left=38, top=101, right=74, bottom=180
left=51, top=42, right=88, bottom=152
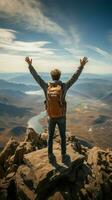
left=0, top=0, right=112, bottom=73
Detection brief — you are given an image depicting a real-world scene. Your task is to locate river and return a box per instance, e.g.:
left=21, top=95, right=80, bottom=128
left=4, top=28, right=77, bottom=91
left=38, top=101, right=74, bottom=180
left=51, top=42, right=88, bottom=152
left=27, top=111, right=47, bottom=133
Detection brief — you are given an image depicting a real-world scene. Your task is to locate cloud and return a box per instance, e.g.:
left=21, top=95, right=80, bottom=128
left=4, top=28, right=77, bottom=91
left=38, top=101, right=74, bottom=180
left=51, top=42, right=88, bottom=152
left=0, top=0, right=81, bottom=49
left=0, top=40, right=55, bottom=53
left=87, top=45, right=112, bottom=59
left=1, top=1, right=111, bottom=74
left=0, top=28, right=16, bottom=43
left=0, top=52, right=75, bottom=73
left=0, top=52, right=111, bottom=74
left=0, top=0, right=64, bottom=35
left=0, top=28, right=56, bottom=56
left=85, top=57, right=112, bottom=74
left=65, top=48, right=86, bottom=57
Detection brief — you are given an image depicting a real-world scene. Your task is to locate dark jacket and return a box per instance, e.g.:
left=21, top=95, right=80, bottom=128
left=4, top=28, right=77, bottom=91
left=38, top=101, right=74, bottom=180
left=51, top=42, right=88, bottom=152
left=28, top=64, right=84, bottom=113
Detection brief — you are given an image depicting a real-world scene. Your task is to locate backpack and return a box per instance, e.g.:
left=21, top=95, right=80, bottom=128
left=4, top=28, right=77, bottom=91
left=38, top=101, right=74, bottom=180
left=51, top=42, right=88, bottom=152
left=45, top=82, right=66, bottom=118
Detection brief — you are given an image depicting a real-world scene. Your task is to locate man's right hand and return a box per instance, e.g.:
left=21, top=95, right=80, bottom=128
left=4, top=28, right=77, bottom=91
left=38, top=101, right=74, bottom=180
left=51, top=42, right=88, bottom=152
left=80, top=57, right=88, bottom=67
left=25, top=57, right=32, bottom=65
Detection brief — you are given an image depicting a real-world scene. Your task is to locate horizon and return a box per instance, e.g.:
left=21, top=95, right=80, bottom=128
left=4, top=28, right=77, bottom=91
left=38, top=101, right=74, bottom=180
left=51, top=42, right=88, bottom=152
left=0, top=0, right=112, bottom=74
left=0, top=72, right=112, bottom=75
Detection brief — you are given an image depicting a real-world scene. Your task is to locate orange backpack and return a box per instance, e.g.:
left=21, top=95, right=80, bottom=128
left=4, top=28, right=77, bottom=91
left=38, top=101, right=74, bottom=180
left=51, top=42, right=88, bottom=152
left=45, top=82, right=66, bottom=118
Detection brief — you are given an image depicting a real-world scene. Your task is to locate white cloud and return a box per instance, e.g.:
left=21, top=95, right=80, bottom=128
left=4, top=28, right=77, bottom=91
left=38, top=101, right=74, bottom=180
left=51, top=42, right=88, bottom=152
left=65, top=48, right=86, bottom=57
left=87, top=45, right=112, bottom=59
left=0, top=0, right=84, bottom=66
left=0, top=54, right=26, bottom=72
left=0, top=28, right=16, bottom=43
left=85, top=57, right=112, bottom=74
left=0, top=50, right=111, bottom=74
left=0, top=2, right=111, bottom=74
left=0, top=53, right=76, bottom=73
left=0, top=40, right=54, bottom=53
left=0, top=28, right=56, bottom=56
left=0, top=0, right=81, bottom=48
left=0, top=0, right=64, bottom=35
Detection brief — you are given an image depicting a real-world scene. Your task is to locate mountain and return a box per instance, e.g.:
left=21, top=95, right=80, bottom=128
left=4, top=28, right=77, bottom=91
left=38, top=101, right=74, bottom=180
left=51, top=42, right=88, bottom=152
left=68, top=89, right=92, bottom=99
left=0, top=102, right=31, bottom=117
left=73, top=80, right=112, bottom=98
left=93, top=115, right=110, bottom=125
left=0, top=89, right=27, bottom=105
left=101, top=92, right=112, bottom=104
left=0, top=79, right=39, bottom=91
left=0, top=96, right=8, bottom=104
left=0, top=72, right=24, bottom=80
left=9, top=73, right=50, bottom=84
left=8, top=72, right=112, bottom=84
left=9, top=126, right=26, bottom=136
left=0, top=89, right=31, bottom=106
left=1, top=73, right=112, bottom=100
left=0, top=89, right=26, bottom=98
left=0, top=128, right=5, bottom=132
left=0, top=130, right=112, bottom=200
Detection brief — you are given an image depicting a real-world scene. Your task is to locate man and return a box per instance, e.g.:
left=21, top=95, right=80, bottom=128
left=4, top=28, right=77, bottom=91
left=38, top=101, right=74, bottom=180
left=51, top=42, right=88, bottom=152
left=25, top=57, right=88, bottom=163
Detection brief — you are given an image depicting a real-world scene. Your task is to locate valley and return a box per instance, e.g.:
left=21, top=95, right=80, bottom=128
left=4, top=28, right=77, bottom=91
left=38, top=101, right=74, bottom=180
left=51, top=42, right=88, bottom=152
left=0, top=72, right=112, bottom=148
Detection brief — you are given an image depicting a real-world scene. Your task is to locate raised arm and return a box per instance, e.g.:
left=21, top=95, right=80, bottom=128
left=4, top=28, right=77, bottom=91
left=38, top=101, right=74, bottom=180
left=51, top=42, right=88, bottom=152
left=65, top=57, right=88, bottom=90
left=25, top=57, right=47, bottom=92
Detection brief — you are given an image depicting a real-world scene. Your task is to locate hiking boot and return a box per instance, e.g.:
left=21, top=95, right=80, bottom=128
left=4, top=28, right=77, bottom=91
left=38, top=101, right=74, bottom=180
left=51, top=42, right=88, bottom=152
left=62, top=154, right=70, bottom=163
left=48, top=153, right=56, bottom=163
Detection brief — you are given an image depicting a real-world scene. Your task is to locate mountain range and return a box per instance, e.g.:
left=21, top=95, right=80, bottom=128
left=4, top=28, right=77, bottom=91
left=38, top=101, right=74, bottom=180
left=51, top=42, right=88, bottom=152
left=0, top=72, right=112, bottom=147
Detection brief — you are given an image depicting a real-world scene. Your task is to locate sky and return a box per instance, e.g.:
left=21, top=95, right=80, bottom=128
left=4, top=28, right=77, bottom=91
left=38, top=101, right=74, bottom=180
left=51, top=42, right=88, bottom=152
left=0, top=0, right=112, bottom=73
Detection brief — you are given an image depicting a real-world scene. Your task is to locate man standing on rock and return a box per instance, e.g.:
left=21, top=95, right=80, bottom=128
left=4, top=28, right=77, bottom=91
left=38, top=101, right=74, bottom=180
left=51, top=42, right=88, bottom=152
left=25, top=57, right=88, bottom=163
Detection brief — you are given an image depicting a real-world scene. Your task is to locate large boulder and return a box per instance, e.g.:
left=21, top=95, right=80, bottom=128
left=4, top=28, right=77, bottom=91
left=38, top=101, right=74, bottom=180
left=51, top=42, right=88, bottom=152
left=16, top=144, right=85, bottom=200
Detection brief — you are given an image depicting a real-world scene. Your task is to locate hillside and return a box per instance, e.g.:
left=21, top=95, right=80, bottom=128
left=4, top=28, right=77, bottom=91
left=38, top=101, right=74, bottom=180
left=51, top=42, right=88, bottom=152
left=101, top=92, right=112, bottom=104
left=73, top=81, right=112, bottom=99
left=0, top=102, right=31, bottom=117
left=9, top=126, right=26, bottom=136
left=0, top=79, right=39, bottom=91
left=8, top=72, right=112, bottom=83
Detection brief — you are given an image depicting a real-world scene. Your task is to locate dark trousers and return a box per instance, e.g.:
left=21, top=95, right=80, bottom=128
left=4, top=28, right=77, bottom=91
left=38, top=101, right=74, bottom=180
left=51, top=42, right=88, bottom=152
left=48, top=116, right=66, bottom=155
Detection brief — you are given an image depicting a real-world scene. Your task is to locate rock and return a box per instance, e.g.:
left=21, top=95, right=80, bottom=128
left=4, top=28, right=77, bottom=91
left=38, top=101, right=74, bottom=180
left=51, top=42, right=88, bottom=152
left=72, top=137, right=82, bottom=154
left=5, top=172, right=15, bottom=180
left=16, top=165, right=36, bottom=200
left=2, top=141, right=35, bottom=174
left=109, top=172, right=112, bottom=184
left=0, top=137, right=19, bottom=167
left=16, top=144, right=85, bottom=199
left=0, top=179, right=17, bottom=200
left=13, top=141, right=34, bottom=165
left=80, top=188, right=88, bottom=199
left=0, top=128, right=112, bottom=200
left=25, top=128, right=47, bottom=149
left=0, top=165, right=4, bottom=178
left=48, top=191, right=65, bottom=200
left=40, top=131, right=48, bottom=142
left=0, top=189, right=7, bottom=200
left=87, top=147, right=99, bottom=167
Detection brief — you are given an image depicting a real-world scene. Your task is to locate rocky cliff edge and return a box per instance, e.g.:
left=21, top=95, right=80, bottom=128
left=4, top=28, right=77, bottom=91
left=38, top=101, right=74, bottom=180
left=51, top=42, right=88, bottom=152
left=0, top=128, right=112, bottom=200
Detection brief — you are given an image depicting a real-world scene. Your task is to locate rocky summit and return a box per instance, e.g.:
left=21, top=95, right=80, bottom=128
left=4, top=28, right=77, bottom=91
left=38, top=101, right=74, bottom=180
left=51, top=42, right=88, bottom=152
left=0, top=128, right=112, bottom=200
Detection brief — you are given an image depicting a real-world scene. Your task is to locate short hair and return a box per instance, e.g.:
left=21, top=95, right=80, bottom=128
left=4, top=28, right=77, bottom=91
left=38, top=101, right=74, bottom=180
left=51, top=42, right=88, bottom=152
left=50, top=69, right=61, bottom=80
